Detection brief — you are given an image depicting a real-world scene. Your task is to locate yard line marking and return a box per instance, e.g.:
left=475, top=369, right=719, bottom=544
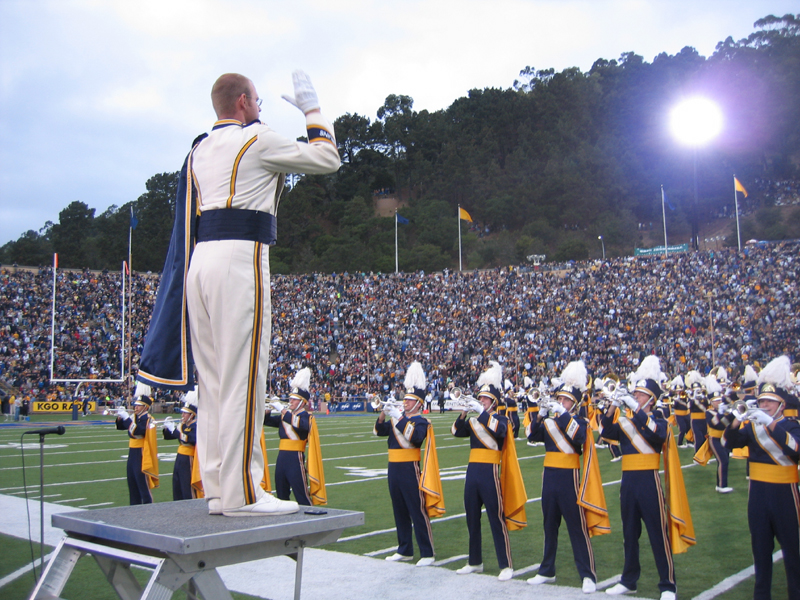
left=596, top=574, right=622, bottom=590
left=78, top=501, right=115, bottom=508
left=0, top=552, right=53, bottom=589
left=0, top=473, right=172, bottom=492
left=512, top=563, right=541, bottom=577
left=0, top=458, right=127, bottom=471
left=53, top=498, right=87, bottom=503
left=432, top=554, right=469, bottom=566
left=364, top=546, right=396, bottom=557
left=339, top=527, right=397, bottom=542
left=691, top=551, right=782, bottom=600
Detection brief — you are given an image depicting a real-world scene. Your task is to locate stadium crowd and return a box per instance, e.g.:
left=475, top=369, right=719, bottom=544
left=0, top=242, right=798, bottom=406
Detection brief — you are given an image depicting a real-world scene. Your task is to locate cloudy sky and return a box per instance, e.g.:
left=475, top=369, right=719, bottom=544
left=0, top=0, right=795, bottom=247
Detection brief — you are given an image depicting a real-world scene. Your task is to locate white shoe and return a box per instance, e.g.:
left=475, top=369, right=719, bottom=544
left=528, top=574, right=556, bottom=585
left=498, top=568, right=514, bottom=581
left=456, top=563, right=483, bottom=574
left=610, top=456, right=622, bottom=463
left=716, top=486, right=733, bottom=493
left=606, top=583, right=636, bottom=595
left=207, top=498, right=222, bottom=515
left=660, top=592, right=676, bottom=600
left=583, top=578, right=596, bottom=593
left=416, top=557, right=435, bottom=567
left=385, top=553, right=413, bottom=562
left=222, top=493, right=299, bottom=517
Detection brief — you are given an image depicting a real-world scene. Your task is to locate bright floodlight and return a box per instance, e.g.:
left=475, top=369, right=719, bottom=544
left=670, top=97, right=723, bottom=146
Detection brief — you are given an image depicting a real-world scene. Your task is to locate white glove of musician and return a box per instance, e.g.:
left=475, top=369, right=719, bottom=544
left=622, top=394, right=639, bottom=411
left=117, top=409, right=129, bottom=421
left=745, top=399, right=759, bottom=410
left=164, top=417, right=176, bottom=433
left=468, top=400, right=484, bottom=414
left=550, top=402, right=566, bottom=416
left=539, top=404, right=549, bottom=418
left=281, top=70, right=320, bottom=114
left=749, top=410, right=774, bottom=427
left=385, top=405, right=402, bottom=420
left=267, top=400, right=283, bottom=413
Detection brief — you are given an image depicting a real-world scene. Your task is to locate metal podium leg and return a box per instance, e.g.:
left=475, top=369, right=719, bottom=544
left=294, top=544, right=305, bottom=600
left=190, top=569, right=234, bottom=600
left=29, top=539, right=80, bottom=600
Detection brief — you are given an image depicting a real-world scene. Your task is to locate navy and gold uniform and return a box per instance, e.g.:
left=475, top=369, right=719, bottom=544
left=601, top=357, right=695, bottom=599
left=116, top=388, right=159, bottom=505
left=264, top=405, right=314, bottom=505
left=527, top=360, right=605, bottom=592
left=705, top=386, right=731, bottom=492
left=452, top=362, right=526, bottom=580
left=672, top=390, right=691, bottom=447
left=162, top=393, right=198, bottom=501
left=722, top=357, right=800, bottom=600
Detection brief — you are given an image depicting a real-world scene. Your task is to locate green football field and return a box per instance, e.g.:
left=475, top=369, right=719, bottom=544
left=0, top=412, right=788, bottom=599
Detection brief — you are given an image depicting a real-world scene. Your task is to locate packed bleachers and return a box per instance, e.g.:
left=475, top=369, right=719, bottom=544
left=1, top=242, right=798, bottom=405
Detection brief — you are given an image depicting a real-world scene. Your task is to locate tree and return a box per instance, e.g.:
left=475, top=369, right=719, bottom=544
left=51, top=201, right=95, bottom=268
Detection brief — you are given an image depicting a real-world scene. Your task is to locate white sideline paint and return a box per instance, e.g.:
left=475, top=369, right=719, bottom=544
left=691, top=551, right=782, bottom=600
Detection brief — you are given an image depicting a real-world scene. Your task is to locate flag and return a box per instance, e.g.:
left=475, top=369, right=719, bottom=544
left=459, top=207, right=473, bottom=222
left=663, top=190, right=676, bottom=211
left=396, top=213, right=409, bottom=224
left=130, top=206, right=138, bottom=230
left=734, top=177, right=748, bottom=198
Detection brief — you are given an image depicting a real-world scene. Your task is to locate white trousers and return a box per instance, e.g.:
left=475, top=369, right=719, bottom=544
left=187, top=239, right=270, bottom=510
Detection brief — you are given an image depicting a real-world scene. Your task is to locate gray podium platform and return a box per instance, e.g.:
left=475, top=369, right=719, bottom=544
left=29, top=499, right=364, bottom=600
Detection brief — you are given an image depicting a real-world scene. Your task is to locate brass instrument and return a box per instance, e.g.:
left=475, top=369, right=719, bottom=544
left=370, top=395, right=403, bottom=413
left=102, top=407, right=127, bottom=416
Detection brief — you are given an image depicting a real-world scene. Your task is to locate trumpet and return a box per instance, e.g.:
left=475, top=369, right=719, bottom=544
left=267, top=397, right=289, bottom=412
left=728, top=399, right=763, bottom=422
left=370, top=396, right=403, bottom=412
left=451, top=394, right=479, bottom=412
left=102, top=407, right=127, bottom=416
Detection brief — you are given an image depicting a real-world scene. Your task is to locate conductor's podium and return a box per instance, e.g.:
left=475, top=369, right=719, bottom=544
left=30, top=499, right=364, bottom=600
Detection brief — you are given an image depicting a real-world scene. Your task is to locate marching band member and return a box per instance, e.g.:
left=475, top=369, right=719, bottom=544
left=116, top=383, right=159, bottom=505
left=597, top=374, right=623, bottom=462
left=686, top=370, right=708, bottom=453
left=162, top=388, right=200, bottom=501
left=526, top=360, right=609, bottom=593
left=264, top=367, right=325, bottom=507
left=522, top=377, right=543, bottom=445
left=721, top=356, right=800, bottom=600
left=374, top=361, right=444, bottom=567
left=452, top=361, right=526, bottom=581
left=693, top=376, right=733, bottom=493
left=602, top=356, right=695, bottom=600
left=670, top=375, right=691, bottom=448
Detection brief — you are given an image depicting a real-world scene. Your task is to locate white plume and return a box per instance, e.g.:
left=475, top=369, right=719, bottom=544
left=404, top=361, right=426, bottom=390
left=757, top=355, right=793, bottom=390
left=705, top=374, right=722, bottom=396
left=504, top=378, right=513, bottom=391
left=715, top=366, right=729, bottom=383
left=633, top=355, right=662, bottom=384
left=685, top=370, right=704, bottom=388
left=184, top=386, right=198, bottom=408
left=290, top=367, right=311, bottom=393
left=594, top=377, right=604, bottom=391
left=523, top=376, right=533, bottom=389
left=743, top=365, right=759, bottom=384
left=670, top=375, right=685, bottom=389
left=477, top=361, right=503, bottom=391
left=134, top=382, right=152, bottom=398
left=559, top=360, right=588, bottom=392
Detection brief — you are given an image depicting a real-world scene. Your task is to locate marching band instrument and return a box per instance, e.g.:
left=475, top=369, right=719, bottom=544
left=102, top=407, right=128, bottom=416
left=370, top=396, right=403, bottom=413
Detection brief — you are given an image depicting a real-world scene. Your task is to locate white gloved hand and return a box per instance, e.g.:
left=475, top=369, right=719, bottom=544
left=281, top=70, right=320, bottom=114
left=117, top=409, right=129, bottom=421
left=622, top=394, right=639, bottom=411
left=538, top=405, right=549, bottom=418
left=164, top=417, right=176, bottom=433
left=749, top=410, right=774, bottom=427
left=386, top=405, right=403, bottom=420
left=551, top=402, right=567, bottom=416
left=269, top=400, right=285, bottom=413
left=468, top=400, right=484, bottom=414
left=746, top=399, right=759, bottom=410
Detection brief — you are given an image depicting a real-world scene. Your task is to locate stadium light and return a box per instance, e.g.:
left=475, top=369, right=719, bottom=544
left=669, top=97, right=723, bottom=250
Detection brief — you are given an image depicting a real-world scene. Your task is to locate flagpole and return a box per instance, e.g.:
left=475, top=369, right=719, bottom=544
left=49, top=253, right=57, bottom=383
left=458, top=204, right=462, bottom=272
left=661, top=185, right=668, bottom=258
left=395, top=210, right=399, bottom=274
left=733, top=175, right=742, bottom=252
left=128, top=213, right=133, bottom=395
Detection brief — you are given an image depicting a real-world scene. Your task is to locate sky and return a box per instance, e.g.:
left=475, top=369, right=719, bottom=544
left=0, top=0, right=796, bottom=247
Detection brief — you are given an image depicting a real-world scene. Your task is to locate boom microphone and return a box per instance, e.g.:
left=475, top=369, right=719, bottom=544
left=23, top=426, right=66, bottom=436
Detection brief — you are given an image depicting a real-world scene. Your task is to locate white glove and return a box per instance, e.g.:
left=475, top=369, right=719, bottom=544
left=386, top=405, right=402, bottom=420
left=468, top=400, right=484, bottom=414
left=656, top=400, right=665, bottom=408
left=539, top=404, right=549, bottom=418
left=164, top=417, right=176, bottom=433
left=622, top=395, right=639, bottom=412
left=551, top=402, right=566, bottom=416
left=117, top=409, right=129, bottom=421
left=746, top=399, right=759, bottom=410
left=281, top=70, right=320, bottom=114
left=269, top=400, right=285, bottom=413
left=749, top=410, right=773, bottom=427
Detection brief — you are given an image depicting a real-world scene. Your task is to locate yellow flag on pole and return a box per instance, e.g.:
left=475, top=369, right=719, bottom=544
left=459, top=207, right=473, bottom=222
left=734, top=177, right=748, bottom=198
